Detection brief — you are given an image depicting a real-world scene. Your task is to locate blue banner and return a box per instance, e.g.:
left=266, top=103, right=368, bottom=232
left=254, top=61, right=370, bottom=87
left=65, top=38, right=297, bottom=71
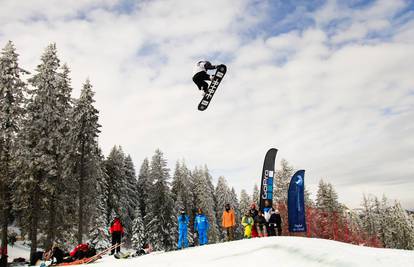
left=288, top=170, right=307, bottom=232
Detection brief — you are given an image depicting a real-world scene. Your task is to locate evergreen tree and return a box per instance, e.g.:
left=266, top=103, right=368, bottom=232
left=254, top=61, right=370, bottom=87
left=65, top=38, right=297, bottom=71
left=274, top=159, right=294, bottom=204
left=14, top=43, right=68, bottom=254
left=0, top=41, right=26, bottom=262
left=171, top=160, right=192, bottom=214
left=137, top=158, right=150, bottom=220
left=65, top=79, right=101, bottom=243
left=104, top=146, right=126, bottom=220
left=239, top=189, right=251, bottom=215
left=131, top=203, right=145, bottom=250
left=88, top=153, right=110, bottom=250
left=121, top=155, right=138, bottom=244
left=252, top=184, right=259, bottom=207
left=229, top=187, right=242, bottom=239
left=145, top=149, right=175, bottom=251
left=215, top=176, right=231, bottom=240
left=191, top=167, right=219, bottom=243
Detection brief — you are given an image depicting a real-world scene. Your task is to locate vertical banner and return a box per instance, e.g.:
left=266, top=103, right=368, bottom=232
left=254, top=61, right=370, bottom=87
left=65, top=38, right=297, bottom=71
left=288, top=170, right=307, bottom=232
left=259, top=148, right=278, bottom=211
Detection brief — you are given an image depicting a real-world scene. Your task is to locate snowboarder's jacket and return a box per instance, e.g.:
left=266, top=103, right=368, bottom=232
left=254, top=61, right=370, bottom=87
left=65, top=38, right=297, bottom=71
left=69, top=243, right=89, bottom=257
left=193, top=60, right=216, bottom=75
left=178, top=214, right=190, bottom=230
left=241, top=215, right=254, bottom=237
left=194, top=214, right=209, bottom=231
left=110, top=218, right=124, bottom=234
left=222, top=209, right=236, bottom=228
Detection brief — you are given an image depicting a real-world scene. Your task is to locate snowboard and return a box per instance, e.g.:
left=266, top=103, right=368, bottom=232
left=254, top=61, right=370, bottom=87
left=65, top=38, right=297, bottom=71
left=197, top=64, right=227, bottom=111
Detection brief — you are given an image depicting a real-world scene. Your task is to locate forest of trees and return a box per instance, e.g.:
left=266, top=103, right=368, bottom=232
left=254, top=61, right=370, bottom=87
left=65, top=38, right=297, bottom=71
left=0, top=41, right=413, bottom=266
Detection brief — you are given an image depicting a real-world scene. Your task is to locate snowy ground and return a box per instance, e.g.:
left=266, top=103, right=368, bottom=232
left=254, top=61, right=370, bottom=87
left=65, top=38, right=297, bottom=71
left=9, top=237, right=414, bottom=267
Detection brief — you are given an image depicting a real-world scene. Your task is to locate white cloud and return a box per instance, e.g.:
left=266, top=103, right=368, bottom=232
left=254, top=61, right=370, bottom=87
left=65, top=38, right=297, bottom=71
left=1, top=0, right=413, bottom=209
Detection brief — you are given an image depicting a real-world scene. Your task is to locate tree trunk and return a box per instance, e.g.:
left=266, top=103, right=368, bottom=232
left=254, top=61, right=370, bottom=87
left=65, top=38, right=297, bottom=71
left=0, top=185, right=10, bottom=267
left=0, top=153, right=11, bottom=266
left=45, top=195, right=56, bottom=250
left=77, top=138, right=86, bottom=244
left=29, top=186, right=40, bottom=258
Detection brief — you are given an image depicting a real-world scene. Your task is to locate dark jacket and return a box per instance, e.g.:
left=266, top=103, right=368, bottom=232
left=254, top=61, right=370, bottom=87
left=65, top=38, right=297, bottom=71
left=268, top=213, right=282, bottom=227
left=254, top=214, right=266, bottom=226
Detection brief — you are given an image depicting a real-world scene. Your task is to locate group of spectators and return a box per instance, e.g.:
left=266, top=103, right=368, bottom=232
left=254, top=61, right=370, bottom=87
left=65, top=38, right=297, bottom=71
left=177, top=201, right=283, bottom=249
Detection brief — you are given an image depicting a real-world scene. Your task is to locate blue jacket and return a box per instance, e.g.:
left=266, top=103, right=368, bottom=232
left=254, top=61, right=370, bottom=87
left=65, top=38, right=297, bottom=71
left=178, top=214, right=189, bottom=230
left=194, top=214, right=209, bottom=231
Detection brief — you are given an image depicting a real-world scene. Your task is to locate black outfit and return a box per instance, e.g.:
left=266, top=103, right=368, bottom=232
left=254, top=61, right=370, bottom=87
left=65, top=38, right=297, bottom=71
left=193, top=71, right=211, bottom=92
left=30, top=251, right=44, bottom=266
left=268, top=213, right=282, bottom=236
left=111, top=231, right=122, bottom=254
left=254, top=215, right=267, bottom=236
left=192, top=61, right=216, bottom=92
left=52, top=247, right=65, bottom=264
left=250, top=208, right=258, bottom=219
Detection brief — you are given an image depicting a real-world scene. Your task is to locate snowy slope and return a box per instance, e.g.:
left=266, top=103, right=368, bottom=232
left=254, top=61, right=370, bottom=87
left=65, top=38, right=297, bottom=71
left=9, top=237, right=414, bottom=267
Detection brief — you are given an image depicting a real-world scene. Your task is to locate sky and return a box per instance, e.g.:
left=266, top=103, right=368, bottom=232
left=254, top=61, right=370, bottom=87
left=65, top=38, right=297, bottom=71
left=1, top=0, right=413, bottom=209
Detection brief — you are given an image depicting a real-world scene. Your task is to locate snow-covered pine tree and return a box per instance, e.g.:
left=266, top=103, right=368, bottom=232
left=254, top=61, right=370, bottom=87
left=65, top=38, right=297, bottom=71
left=229, top=187, right=242, bottom=239
left=239, top=189, right=251, bottom=215
left=191, top=167, right=219, bottom=243
left=171, top=160, right=193, bottom=245
left=171, top=160, right=192, bottom=214
left=315, top=179, right=343, bottom=239
left=361, top=194, right=379, bottom=238
left=66, top=79, right=101, bottom=243
left=215, top=176, right=231, bottom=240
left=121, top=154, right=138, bottom=244
left=88, top=153, right=110, bottom=250
left=145, top=149, right=176, bottom=251
left=0, top=41, right=26, bottom=262
left=44, top=63, right=75, bottom=248
left=137, top=158, right=150, bottom=243
left=377, top=199, right=414, bottom=249
left=252, top=184, right=259, bottom=207
left=104, top=146, right=126, bottom=220
left=14, top=43, right=68, bottom=254
left=274, top=159, right=294, bottom=204
left=131, top=202, right=145, bottom=250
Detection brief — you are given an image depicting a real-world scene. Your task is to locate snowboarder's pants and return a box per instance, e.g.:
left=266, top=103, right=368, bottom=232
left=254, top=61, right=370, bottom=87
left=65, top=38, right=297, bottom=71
left=192, top=71, right=211, bottom=91
left=224, top=227, right=234, bottom=241
left=178, top=228, right=189, bottom=249
left=111, top=231, right=122, bottom=254
left=198, top=229, right=208, bottom=245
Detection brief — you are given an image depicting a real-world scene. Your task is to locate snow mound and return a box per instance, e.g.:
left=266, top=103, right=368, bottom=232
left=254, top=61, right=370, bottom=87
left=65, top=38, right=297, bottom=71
left=94, top=237, right=414, bottom=267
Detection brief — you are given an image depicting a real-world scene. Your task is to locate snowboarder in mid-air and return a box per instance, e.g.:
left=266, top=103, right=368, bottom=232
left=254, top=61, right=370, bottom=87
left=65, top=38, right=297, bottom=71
left=193, top=60, right=227, bottom=111
left=192, top=60, right=217, bottom=95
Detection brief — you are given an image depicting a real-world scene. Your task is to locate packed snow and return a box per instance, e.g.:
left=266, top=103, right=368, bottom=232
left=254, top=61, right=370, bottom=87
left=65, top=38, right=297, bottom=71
left=8, top=237, right=414, bottom=267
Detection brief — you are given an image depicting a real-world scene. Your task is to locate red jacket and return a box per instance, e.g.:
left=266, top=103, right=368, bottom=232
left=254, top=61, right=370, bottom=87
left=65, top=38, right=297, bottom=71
left=109, top=218, right=124, bottom=234
left=69, top=243, right=89, bottom=257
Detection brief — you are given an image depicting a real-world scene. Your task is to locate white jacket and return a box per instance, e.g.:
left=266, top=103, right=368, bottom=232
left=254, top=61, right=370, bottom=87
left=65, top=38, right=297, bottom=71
left=193, top=61, right=215, bottom=75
